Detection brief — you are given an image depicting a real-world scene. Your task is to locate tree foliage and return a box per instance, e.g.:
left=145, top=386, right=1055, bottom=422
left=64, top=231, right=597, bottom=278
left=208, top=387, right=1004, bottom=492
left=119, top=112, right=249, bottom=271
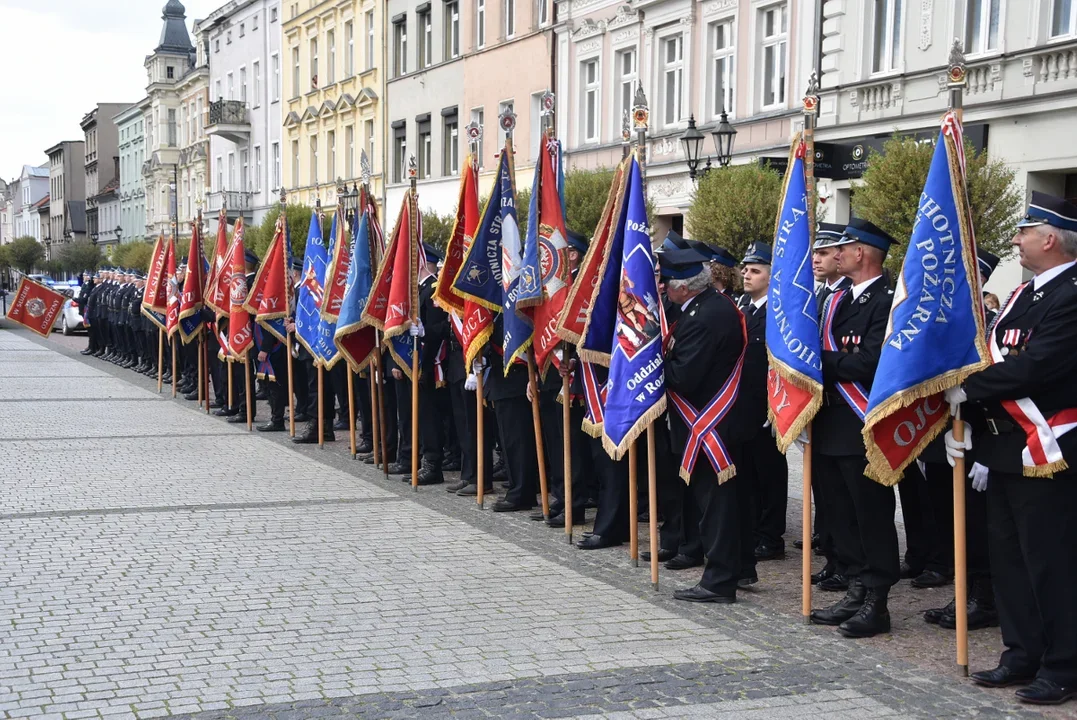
left=686, top=164, right=784, bottom=259
left=110, top=240, right=155, bottom=273
left=244, top=203, right=316, bottom=260
left=851, top=134, right=1023, bottom=274
left=564, top=168, right=617, bottom=238
left=421, top=210, right=455, bottom=250
left=6, top=236, right=45, bottom=274
left=58, top=241, right=102, bottom=274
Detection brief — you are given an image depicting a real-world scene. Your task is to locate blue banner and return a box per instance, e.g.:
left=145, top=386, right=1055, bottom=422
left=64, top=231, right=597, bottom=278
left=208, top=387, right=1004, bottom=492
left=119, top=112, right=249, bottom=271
left=499, top=154, right=531, bottom=371
left=453, top=154, right=505, bottom=314
left=579, top=179, right=630, bottom=364
left=601, top=156, right=666, bottom=458
left=337, top=209, right=374, bottom=333
left=295, top=211, right=338, bottom=367
left=517, top=156, right=543, bottom=307
left=863, top=114, right=989, bottom=484
left=765, top=142, right=824, bottom=451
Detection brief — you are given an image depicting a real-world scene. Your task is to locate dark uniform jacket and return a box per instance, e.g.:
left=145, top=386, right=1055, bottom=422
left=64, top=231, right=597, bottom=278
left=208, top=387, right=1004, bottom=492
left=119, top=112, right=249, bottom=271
left=734, top=295, right=768, bottom=432
left=816, top=277, right=852, bottom=314
left=965, top=263, right=1077, bottom=474
left=665, top=287, right=746, bottom=450
left=814, top=276, right=892, bottom=456
left=419, top=278, right=449, bottom=376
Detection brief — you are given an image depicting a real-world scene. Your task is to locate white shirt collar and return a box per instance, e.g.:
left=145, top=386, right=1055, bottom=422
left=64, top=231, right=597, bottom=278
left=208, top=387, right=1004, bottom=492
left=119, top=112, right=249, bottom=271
left=850, top=274, right=883, bottom=300
left=826, top=278, right=845, bottom=291
left=750, top=294, right=767, bottom=309
left=1033, top=260, right=1077, bottom=291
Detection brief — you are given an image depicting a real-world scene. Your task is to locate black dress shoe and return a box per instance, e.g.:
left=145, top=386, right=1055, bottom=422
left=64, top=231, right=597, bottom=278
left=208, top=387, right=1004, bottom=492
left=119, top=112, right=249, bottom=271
left=1015, top=677, right=1077, bottom=705
left=492, top=499, right=530, bottom=512
left=754, top=543, right=784, bottom=561
left=292, top=422, right=319, bottom=444
left=333, top=418, right=349, bottom=431
left=640, top=548, right=676, bottom=563
left=673, top=584, right=735, bottom=604
left=227, top=414, right=249, bottom=424
left=356, top=440, right=374, bottom=454
left=214, top=407, right=239, bottom=417
left=738, top=575, right=759, bottom=589
left=184, top=390, right=200, bottom=401
left=838, top=588, right=891, bottom=638
left=529, top=509, right=549, bottom=521
left=811, top=565, right=837, bottom=585
left=939, top=597, right=999, bottom=631
left=177, top=383, right=195, bottom=395
left=446, top=478, right=469, bottom=493
left=818, top=573, right=850, bottom=592
left=80, top=348, right=93, bottom=355
left=810, top=580, right=866, bottom=626
left=546, top=512, right=583, bottom=528
left=417, top=466, right=444, bottom=485
left=456, top=483, right=493, bottom=496
left=924, top=599, right=956, bottom=625
left=911, top=569, right=952, bottom=589
left=491, top=462, right=507, bottom=481
left=255, top=390, right=269, bottom=401
left=387, top=461, right=410, bottom=475
left=900, top=561, right=924, bottom=579
left=257, top=421, right=285, bottom=432
left=577, top=534, right=620, bottom=550
left=664, top=554, right=704, bottom=570
left=292, top=412, right=312, bottom=423
left=970, top=665, right=1038, bottom=689
left=209, top=399, right=224, bottom=409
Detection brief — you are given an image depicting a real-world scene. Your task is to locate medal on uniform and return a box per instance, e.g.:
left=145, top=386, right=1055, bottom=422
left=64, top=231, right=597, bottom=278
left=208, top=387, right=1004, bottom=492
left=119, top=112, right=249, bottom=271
left=852, top=334, right=861, bottom=353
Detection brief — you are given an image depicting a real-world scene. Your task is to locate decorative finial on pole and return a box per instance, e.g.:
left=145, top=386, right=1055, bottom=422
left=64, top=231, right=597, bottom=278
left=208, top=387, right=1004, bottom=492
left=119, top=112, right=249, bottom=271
left=947, top=39, right=968, bottom=113
left=360, top=149, right=372, bottom=189
left=540, top=90, right=556, bottom=136
left=408, top=154, right=418, bottom=193
left=631, top=81, right=650, bottom=192
left=499, top=108, right=517, bottom=149
left=466, top=120, right=482, bottom=170
left=621, top=109, right=632, bottom=158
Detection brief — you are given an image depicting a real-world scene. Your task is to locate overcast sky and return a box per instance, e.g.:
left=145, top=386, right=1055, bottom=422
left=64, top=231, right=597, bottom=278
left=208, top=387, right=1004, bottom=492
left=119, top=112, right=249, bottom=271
left=0, top=0, right=221, bottom=181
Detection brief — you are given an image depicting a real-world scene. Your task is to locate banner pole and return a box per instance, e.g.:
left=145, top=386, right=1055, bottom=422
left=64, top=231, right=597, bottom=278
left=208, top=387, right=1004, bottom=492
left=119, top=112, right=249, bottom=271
left=412, top=336, right=420, bottom=490
left=562, top=367, right=573, bottom=543
left=369, top=368, right=381, bottom=466
left=157, top=328, right=164, bottom=393
left=629, top=440, right=639, bottom=567
left=527, top=348, right=550, bottom=519
left=286, top=334, right=296, bottom=436
left=203, top=331, right=210, bottom=413
left=318, top=363, right=325, bottom=446
left=348, top=368, right=357, bottom=458
left=647, top=423, right=659, bottom=589
left=171, top=337, right=177, bottom=398
left=227, top=355, right=234, bottom=408
left=802, top=424, right=814, bottom=622
left=375, top=335, right=390, bottom=478
left=244, top=349, right=253, bottom=431
left=476, top=368, right=486, bottom=508
left=197, top=332, right=204, bottom=406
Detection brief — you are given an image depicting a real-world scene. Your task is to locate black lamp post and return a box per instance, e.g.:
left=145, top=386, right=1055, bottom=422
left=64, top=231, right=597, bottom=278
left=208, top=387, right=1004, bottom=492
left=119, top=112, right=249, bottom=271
left=680, top=115, right=707, bottom=181
left=712, top=109, right=737, bottom=168
left=681, top=110, right=738, bottom=181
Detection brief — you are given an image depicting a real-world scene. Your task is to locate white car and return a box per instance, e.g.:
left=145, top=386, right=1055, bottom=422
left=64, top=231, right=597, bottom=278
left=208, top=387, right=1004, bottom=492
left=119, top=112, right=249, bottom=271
left=54, top=286, right=86, bottom=335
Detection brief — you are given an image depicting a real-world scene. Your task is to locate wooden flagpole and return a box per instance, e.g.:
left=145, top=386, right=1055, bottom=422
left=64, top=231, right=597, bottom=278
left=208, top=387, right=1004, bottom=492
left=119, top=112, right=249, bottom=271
left=197, top=332, right=204, bottom=406
left=647, top=424, right=659, bottom=588
left=629, top=441, right=639, bottom=566
left=369, top=370, right=381, bottom=466
left=317, top=363, right=325, bottom=446
left=801, top=73, right=821, bottom=623
left=286, top=335, right=296, bottom=436
left=476, top=368, right=486, bottom=507
left=171, top=338, right=177, bottom=398
left=244, top=350, right=253, bottom=431
left=947, top=40, right=971, bottom=676
left=409, top=161, right=420, bottom=491
left=227, top=356, right=234, bottom=408
left=527, top=349, right=550, bottom=518
left=348, top=369, right=357, bottom=457
left=562, top=368, right=573, bottom=542
left=375, top=332, right=390, bottom=478
left=157, top=328, right=164, bottom=393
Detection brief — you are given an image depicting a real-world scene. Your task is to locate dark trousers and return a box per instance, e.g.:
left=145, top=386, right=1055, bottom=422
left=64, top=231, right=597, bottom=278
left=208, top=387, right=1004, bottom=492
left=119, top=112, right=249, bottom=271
left=897, top=462, right=933, bottom=571
left=921, top=461, right=990, bottom=581
left=358, top=372, right=374, bottom=443
left=495, top=396, right=537, bottom=508
left=540, top=393, right=584, bottom=518
left=439, top=387, right=459, bottom=461
left=589, top=435, right=630, bottom=542
left=654, top=423, right=698, bottom=556
left=569, top=404, right=598, bottom=506
left=231, top=355, right=257, bottom=420
left=987, top=471, right=1077, bottom=685
left=690, top=456, right=744, bottom=596
left=303, top=360, right=335, bottom=422
left=745, top=427, right=789, bottom=549
left=448, top=379, right=492, bottom=487
left=394, top=376, right=413, bottom=461
left=266, top=351, right=288, bottom=423
left=814, top=453, right=900, bottom=590
left=419, top=379, right=443, bottom=467
left=331, top=362, right=353, bottom=421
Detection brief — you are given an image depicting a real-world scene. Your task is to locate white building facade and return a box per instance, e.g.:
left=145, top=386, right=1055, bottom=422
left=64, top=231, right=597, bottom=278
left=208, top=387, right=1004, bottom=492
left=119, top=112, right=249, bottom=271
left=115, top=102, right=149, bottom=243
left=201, top=0, right=283, bottom=229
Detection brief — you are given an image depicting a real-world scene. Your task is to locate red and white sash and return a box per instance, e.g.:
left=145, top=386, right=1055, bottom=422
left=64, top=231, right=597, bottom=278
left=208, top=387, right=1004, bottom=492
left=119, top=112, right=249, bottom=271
left=990, top=282, right=1077, bottom=476
left=666, top=306, right=747, bottom=484
left=433, top=340, right=448, bottom=387
left=580, top=361, right=608, bottom=436
left=821, top=289, right=869, bottom=421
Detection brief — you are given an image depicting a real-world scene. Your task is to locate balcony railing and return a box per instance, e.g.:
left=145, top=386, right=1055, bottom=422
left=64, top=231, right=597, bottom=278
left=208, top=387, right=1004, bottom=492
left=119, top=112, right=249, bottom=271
left=208, top=99, right=250, bottom=126
left=207, top=190, right=254, bottom=214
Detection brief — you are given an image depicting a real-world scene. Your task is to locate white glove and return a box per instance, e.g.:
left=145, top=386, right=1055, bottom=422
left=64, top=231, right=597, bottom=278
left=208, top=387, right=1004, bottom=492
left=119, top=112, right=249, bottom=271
left=793, top=429, right=809, bottom=452
left=969, top=462, right=989, bottom=492
left=409, top=321, right=425, bottom=338
left=944, top=385, right=967, bottom=416
left=464, top=373, right=477, bottom=392
left=944, top=421, right=972, bottom=467
left=472, top=358, right=486, bottom=373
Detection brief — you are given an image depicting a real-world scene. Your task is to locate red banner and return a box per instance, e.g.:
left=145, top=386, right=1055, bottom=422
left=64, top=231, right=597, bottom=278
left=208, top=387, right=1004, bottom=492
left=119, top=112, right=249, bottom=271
left=244, top=214, right=292, bottom=344
left=436, top=160, right=477, bottom=317
left=177, top=221, right=205, bottom=344
left=5, top=278, right=65, bottom=337
left=205, top=210, right=232, bottom=316
left=361, top=192, right=418, bottom=339
left=141, top=235, right=169, bottom=314
left=321, top=202, right=352, bottom=322
left=866, top=393, right=948, bottom=481
left=164, top=238, right=179, bottom=336
left=227, top=224, right=254, bottom=357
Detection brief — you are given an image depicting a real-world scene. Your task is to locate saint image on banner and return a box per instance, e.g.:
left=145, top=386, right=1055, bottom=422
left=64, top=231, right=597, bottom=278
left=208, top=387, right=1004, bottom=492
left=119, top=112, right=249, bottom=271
left=615, top=268, right=660, bottom=360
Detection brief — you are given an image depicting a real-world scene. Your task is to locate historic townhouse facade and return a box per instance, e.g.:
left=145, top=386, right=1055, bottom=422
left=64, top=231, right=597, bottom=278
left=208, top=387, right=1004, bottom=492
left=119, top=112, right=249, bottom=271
left=174, top=32, right=210, bottom=239
left=80, top=103, right=129, bottom=248
left=11, top=165, right=49, bottom=242
left=115, top=102, right=149, bottom=243
left=811, top=0, right=1077, bottom=292
left=44, top=140, right=87, bottom=254
left=282, top=0, right=385, bottom=211
left=200, top=0, right=283, bottom=231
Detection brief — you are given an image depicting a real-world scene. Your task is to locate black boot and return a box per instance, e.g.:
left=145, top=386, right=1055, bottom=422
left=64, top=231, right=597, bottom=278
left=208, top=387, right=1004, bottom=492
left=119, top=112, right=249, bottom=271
left=838, top=587, right=891, bottom=638
left=257, top=419, right=286, bottom=432
left=924, top=598, right=956, bottom=625
left=417, top=461, right=444, bottom=486
left=940, top=579, right=999, bottom=630
left=292, top=421, right=319, bottom=444
left=810, top=579, right=865, bottom=626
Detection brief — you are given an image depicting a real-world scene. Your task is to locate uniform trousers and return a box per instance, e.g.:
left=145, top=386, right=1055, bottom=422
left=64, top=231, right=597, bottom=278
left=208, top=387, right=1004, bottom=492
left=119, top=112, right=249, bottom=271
left=447, top=379, right=493, bottom=487
left=744, top=427, right=789, bottom=549
left=988, top=470, right=1077, bottom=685
left=331, top=362, right=353, bottom=422
left=896, top=463, right=934, bottom=572
left=394, top=376, right=413, bottom=461
left=688, top=458, right=743, bottom=595
left=419, top=377, right=444, bottom=468
left=654, top=422, right=699, bottom=557
left=540, top=393, right=584, bottom=519
left=922, top=460, right=991, bottom=582
left=265, top=351, right=288, bottom=423
left=814, top=453, right=900, bottom=590
left=303, top=359, right=334, bottom=422
left=494, top=396, right=538, bottom=508
left=588, top=434, right=630, bottom=542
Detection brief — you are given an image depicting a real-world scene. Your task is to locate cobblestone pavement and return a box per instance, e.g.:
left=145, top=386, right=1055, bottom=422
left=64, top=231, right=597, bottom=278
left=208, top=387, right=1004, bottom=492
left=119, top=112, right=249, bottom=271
left=2, top=324, right=1072, bottom=719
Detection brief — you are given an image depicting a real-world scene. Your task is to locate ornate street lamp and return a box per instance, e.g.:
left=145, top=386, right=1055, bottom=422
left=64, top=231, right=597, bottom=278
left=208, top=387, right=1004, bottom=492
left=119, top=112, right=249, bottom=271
left=680, top=115, right=707, bottom=181
left=711, top=109, right=737, bottom=168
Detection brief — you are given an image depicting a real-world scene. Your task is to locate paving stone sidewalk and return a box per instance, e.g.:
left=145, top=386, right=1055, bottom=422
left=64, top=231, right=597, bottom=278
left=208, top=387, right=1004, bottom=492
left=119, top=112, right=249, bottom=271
left=0, top=324, right=1069, bottom=719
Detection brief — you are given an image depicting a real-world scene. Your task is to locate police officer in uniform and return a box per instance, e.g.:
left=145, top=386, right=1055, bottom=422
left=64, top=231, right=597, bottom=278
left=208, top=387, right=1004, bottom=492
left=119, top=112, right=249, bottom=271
left=809, top=219, right=900, bottom=638
left=947, top=192, right=1077, bottom=705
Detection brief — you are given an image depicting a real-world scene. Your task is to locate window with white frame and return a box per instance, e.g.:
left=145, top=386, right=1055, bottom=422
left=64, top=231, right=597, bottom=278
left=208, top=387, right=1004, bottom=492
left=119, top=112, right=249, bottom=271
left=253, top=61, right=261, bottom=107
left=366, top=119, right=375, bottom=168
left=615, top=49, right=636, bottom=133
left=240, top=66, right=247, bottom=103
left=418, top=120, right=432, bottom=179
left=419, top=8, right=432, bottom=68
left=227, top=71, right=235, bottom=100
left=394, top=19, right=408, bottom=76
left=346, top=21, right=355, bottom=75
left=872, top=0, right=902, bottom=73
left=366, top=11, right=376, bottom=69
left=580, top=59, right=600, bottom=143
left=759, top=3, right=787, bottom=108
left=346, top=126, right=355, bottom=178
left=538, top=0, right=549, bottom=27
left=327, top=130, right=336, bottom=181
left=709, top=20, right=734, bottom=118
left=310, top=37, right=319, bottom=87
left=309, top=135, right=318, bottom=185
left=471, top=107, right=485, bottom=168
left=272, top=142, right=280, bottom=189
left=241, top=149, right=249, bottom=191
left=228, top=152, right=235, bottom=189
left=504, top=0, right=515, bottom=38
left=292, top=47, right=300, bottom=97
left=660, top=35, right=684, bottom=127
left=1051, top=0, right=1076, bottom=37
left=529, top=91, right=543, bottom=157
left=476, top=0, right=486, bottom=47
left=393, top=124, right=407, bottom=183
left=327, top=29, right=336, bottom=84
left=272, top=54, right=280, bottom=102
left=446, top=1, right=460, bottom=59
left=291, top=140, right=299, bottom=187
left=254, top=146, right=262, bottom=191
left=443, top=114, right=459, bottom=175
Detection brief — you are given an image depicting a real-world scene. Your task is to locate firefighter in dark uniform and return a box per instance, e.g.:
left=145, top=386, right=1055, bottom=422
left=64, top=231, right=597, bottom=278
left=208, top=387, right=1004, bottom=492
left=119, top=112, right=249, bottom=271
left=809, top=219, right=900, bottom=638
left=947, top=192, right=1077, bottom=705
left=486, top=316, right=539, bottom=513
left=416, top=243, right=449, bottom=486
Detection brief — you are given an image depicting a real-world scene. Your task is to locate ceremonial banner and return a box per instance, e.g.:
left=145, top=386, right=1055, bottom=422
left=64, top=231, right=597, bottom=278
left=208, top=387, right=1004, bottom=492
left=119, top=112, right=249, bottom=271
left=362, top=190, right=420, bottom=375
left=766, top=138, right=824, bottom=452
left=556, top=158, right=628, bottom=344
left=5, top=278, right=64, bottom=337
left=164, top=237, right=180, bottom=337
left=452, top=154, right=508, bottom=366
left=297, top=210, right=340, bottom=368
left=207, top=218, right=242, bottom=318
left=244, top=214, right=293, bottom=344
left=578, top=168, right=631, bottom=367
left=252, top=325, right=277, bottom=381
left=205, top=210, right=231, bottom=315
left=177, top=223, right=205, bottom=344
left=225, top=228, right=254, bottom=358
left=141, top=235, right=168, bottom=314
left=517, top=134, right=571, bottom=375
left=320, top=202, right=351, bottom=322
left=599, top=155, right=666, bottom=459
left=436, top=157, right=478, bottom=316
left=497, top=150, right=531, bottom=373
left=863, top=112, right=989, bottom=485
left=334, top=207, right=379, bottom=371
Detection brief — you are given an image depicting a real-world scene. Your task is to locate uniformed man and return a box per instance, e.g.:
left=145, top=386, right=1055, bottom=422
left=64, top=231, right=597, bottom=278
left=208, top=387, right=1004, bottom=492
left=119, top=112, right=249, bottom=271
left=736, top=242, right=789, bottom=565
left=78, top=272, right=96, bottom=356
left=416, top=243, right=449, bottom=486
left=809, top=218, right=900, bottom=638
left=659, top=247, right=748, bottom=603
left=946, top=192, right=1077, bottom=705
left=486, top=316, right=539, bottom=513
left=84, top=270, right=106, bottom=357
